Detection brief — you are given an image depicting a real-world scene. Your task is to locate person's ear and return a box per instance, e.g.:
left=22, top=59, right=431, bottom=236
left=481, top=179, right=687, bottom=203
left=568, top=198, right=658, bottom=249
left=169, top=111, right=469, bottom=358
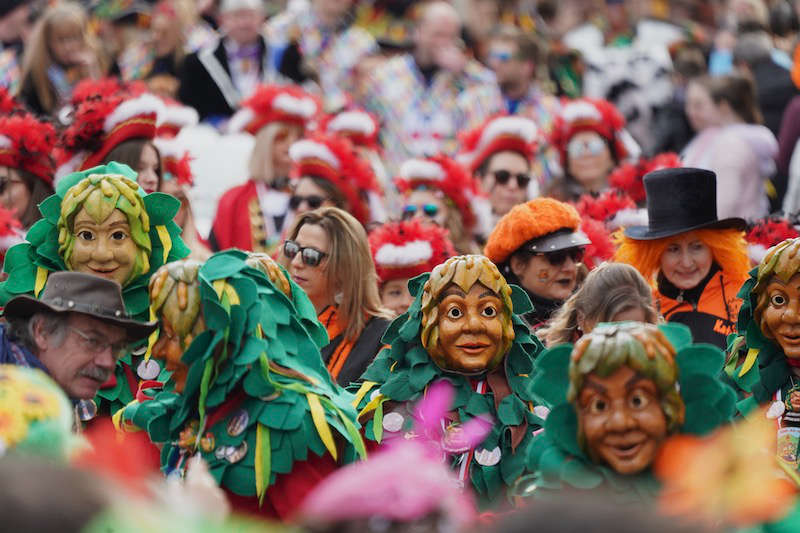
left=31, top=318, right=49, bottom=352
left=509, top=254, right=527, bottom=278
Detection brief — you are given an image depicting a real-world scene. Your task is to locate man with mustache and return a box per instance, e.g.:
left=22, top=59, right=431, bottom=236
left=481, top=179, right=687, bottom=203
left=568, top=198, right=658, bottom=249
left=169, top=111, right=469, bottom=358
left=0, top=271, right=156, bottom=401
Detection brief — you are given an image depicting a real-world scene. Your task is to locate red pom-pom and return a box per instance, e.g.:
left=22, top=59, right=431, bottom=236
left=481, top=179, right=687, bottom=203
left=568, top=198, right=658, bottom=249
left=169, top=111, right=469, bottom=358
left=608, top=162, right=645, bottom=203
left=746, top=217, right=800, bottom=249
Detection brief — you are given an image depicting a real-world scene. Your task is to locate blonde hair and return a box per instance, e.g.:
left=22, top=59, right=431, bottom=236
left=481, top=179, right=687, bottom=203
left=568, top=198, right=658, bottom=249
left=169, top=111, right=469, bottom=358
left=613, top=228, right=750, bottom=286
left=19, top=2, right=98, bottom=113
left=281, top=207, right=390, bottom=340
left=540, top=262, right=658, bottom=346
left=248, top=122, right=300, bottom=184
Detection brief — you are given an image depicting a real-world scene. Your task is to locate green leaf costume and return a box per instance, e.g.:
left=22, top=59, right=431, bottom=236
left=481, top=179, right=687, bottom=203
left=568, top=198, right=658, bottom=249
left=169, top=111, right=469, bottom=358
left=725, top=239, right=800, bottom=416
left=522, top=322, right=736, bottom=502
left=120, top=251, right=365, bottom=505
left=351, top=256, right=544, bottom=507
left=0, top=162, right=190, bottom=415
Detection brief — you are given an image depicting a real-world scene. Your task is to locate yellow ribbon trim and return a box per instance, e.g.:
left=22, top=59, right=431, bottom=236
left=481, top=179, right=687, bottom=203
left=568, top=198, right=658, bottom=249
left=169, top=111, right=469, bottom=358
left=156, top=225, right=171, bottom=264
left=255, top=423, right=271, bottom=505
left=144, top=306, right=158, bottom=362
left=352, top=380, right=377, bottom=408
left=111, top=402, right=141, bottom=432
left=307, top=393, right=337, bottom=460
left=357, top=392, right=385, bottom=421
left=389, top=361, right=398, bottom=372
left=212, top=280, right=240, bottom=306
left=739, top=347, right=760, bottom=377
left=34, top=267, right=48, bottom=297
left=270, top=364, right=319, bottom=386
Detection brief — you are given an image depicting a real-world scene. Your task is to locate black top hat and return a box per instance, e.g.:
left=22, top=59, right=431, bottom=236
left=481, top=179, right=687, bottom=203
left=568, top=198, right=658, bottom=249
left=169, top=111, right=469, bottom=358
left=4, top=272, right=157, bottom=342
left=624, top=167, right=746, bottom=240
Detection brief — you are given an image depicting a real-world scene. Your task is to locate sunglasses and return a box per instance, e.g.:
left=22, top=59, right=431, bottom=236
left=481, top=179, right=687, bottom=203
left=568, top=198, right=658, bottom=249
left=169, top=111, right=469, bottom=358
left=567, top=137, right=607, bottom=158
left=532, top=247, right=585, bottom=266
left=289, top=194, right=325, bottom=210
left=402, top=203, right=440, bottom=220
left=492, top=170, right=531, bottom=189
left=283, top=240, right=328, bottom=267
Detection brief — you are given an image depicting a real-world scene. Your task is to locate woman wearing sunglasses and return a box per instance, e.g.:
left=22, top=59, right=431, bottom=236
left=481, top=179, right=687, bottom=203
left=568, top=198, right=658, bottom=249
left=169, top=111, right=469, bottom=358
left=280, top=207, right=392, bottom=386
left=211, top=85, right=317, bottom=254
left=288, top=134, right=382, bottom=227
left=484, top=198, right=591, bottom=329
left=546, top=98, right=639, bottom=202
left=614, top=168, right=750, bottom=349
left=395, top=155, right=484, bottom=254
left=459, top=115, right=539, bottom=225
left=0, top=112, right=55, bottom=233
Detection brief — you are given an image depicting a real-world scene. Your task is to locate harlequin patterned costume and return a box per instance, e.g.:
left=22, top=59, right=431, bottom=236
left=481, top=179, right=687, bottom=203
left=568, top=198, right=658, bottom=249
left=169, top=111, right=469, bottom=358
left=351, top=255, right=544, bottom=506
left=120, top=251, right=365, bottom=519
left=522, top=322, right=735, bottom=501
left=0, top=163, right=189, bottom=419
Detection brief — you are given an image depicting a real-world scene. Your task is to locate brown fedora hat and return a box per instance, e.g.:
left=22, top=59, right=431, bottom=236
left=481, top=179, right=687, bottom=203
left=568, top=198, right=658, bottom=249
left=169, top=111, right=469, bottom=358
left=4, top=272, right=157, bottom=342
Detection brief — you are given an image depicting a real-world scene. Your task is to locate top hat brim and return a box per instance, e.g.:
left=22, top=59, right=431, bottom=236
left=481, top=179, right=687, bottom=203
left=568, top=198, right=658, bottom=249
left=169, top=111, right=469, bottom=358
left=624, top=216, right=747, bottom=240
left=4, top=295, right=158, bottom=342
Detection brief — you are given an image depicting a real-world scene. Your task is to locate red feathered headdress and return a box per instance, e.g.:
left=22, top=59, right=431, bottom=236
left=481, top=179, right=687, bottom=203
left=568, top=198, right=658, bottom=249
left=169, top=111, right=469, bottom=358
left=0, top=86, right=22, bottom=114
left=154, top=138, right=194, bottom=187
left=320, top=109, right=381, bottom=151
left=228, top=84, right=320, bottom=135
left=580, top=217, right=614, bottom=270
left=574, top=189, right=636, bottom=223
left=57, top=91, right=165, bottom=182
left=550, top=98, right=632, bottom=168
left=457, top=114, right=538, bottom=173
left=0, top=113, right=57, bottom=184
left=369, top=219, right=456, bottom=283
left=395, top=155, right=481, bottom=230
left=157, top=97, right=199, bottom=139
left=289, top=134, right=379, bottom=225
left=746, top=216, right=800, bottom=263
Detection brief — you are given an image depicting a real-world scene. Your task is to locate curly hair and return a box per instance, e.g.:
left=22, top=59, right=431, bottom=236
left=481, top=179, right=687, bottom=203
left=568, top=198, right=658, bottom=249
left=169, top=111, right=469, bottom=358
left=613, top=228, right=750, bottom=286
left=420, top=255, right=516, bottom=372
left=58, top=174, right=152, bottom=286
left=568, top=323, right=686, bottom=453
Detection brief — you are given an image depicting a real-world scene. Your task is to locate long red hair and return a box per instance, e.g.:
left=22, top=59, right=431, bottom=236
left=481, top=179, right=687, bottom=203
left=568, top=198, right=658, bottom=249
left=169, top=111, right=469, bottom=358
left=613, top=228, right=750, bottom=286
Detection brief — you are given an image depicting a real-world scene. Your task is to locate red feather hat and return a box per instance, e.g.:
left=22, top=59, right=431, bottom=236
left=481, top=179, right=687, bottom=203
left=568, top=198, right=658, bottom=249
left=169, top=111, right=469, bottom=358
left=0, top=86, right=22, bottom=114
left=574, top=189, right=636, bottom=223
left=157, top=97, right=199, bottom=139
left=56, top=91, right=165, bottom=182
left=289, top=133, right=380, bottom=225
left=457, top=114, right=538, bottom=173
left=369, top=219, right=456, bottom=284
left=0, top=113, right=57, bottom=185
left=319, top=109, right=381, bottom=151
left=394, top=155, right=482, bottom=230
left=228, top=84, right=320, bottom=135
left=580, top=216, right=615, bottom=270
left=154, top=138, right=194, bottom=187
left=746, top=216, right=800, bottom=263
left=550, top=98, right=633, bottom=168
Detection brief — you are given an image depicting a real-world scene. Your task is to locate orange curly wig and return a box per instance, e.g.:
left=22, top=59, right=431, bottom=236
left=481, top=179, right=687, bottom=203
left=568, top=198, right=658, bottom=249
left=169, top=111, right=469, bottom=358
left=484, top=198, right=582, bottom=264
left=613, top=228, right=750, bottom=285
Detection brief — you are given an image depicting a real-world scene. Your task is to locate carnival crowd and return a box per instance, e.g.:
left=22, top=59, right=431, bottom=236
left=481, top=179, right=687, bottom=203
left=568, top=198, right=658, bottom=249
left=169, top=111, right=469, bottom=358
left=4, top=0, right=800, bottom=531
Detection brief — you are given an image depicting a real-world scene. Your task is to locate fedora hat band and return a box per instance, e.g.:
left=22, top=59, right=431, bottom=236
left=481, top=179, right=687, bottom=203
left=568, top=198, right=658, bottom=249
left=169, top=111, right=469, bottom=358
left=43, top=296, right=128, bottom=320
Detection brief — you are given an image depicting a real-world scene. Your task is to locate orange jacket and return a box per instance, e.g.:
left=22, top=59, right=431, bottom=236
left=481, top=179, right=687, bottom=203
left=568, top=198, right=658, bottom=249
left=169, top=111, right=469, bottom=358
left=654, top=268, right=744, bottom=349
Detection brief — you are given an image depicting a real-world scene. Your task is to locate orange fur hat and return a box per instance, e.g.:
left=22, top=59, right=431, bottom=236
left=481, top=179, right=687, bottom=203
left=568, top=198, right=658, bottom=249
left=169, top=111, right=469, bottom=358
left=484, top=198, right=585, bottom=264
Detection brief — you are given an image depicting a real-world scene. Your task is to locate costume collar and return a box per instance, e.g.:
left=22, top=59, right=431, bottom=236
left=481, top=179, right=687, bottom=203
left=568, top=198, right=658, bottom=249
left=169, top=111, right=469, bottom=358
left=657, top=263, right=721, bottom=306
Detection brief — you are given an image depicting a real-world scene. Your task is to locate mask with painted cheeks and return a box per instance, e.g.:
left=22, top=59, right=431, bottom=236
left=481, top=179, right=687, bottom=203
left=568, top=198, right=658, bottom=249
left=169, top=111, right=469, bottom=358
left=59, top=174, right=152, bottom=287
left=568, top=322, right=684, bottom=475
left=421, top=255, right=515, bottom=374
left=753, top=238, right=800, bottom=360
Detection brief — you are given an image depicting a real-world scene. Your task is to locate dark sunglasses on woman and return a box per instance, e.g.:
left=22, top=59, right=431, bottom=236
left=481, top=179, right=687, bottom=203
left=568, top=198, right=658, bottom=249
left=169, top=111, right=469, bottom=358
left=532, top=247, right=585, bottom=266
left=492, top=170, right=531, bottom=189
left=401, top=203, right=439, bottom=220
left=283, top=240, right=328, bottom=267
left=289, top=194, right=325, bottom=210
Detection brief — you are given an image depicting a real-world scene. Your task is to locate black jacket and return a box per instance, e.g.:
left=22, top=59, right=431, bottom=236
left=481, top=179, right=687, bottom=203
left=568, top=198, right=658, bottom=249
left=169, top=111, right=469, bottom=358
left=178, top=35, right=303, bottom=122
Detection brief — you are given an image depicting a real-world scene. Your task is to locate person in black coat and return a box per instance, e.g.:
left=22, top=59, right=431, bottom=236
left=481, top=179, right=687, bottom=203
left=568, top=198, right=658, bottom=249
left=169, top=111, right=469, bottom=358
left=178, top=0, right=304, bottom=125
